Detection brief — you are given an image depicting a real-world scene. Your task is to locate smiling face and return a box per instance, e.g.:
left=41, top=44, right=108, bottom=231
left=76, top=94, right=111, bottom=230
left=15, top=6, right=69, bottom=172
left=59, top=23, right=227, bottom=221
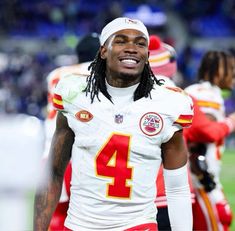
left=100, top=29, right=149, bottom=87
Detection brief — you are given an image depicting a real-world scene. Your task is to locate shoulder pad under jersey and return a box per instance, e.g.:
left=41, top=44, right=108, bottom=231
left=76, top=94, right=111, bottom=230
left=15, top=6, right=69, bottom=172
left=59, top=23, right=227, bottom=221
left=52, top=74, right=87, bottom=112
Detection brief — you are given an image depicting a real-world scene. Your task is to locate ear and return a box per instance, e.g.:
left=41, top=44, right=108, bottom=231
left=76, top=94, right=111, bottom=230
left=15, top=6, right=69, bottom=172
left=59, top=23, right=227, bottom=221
left=146, top=51, right=150, bottom=64
left=100, top=46, right=107, bottom=59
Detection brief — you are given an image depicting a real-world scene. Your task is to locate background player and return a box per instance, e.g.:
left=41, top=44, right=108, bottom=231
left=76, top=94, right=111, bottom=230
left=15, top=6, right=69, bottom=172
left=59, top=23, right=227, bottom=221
left=185, top=50, right=235, bottom=231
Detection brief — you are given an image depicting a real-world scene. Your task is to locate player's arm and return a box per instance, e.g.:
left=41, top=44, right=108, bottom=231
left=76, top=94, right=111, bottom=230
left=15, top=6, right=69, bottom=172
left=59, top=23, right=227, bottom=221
left=34, top=112, right=74, bottom=231
left=161, top=130, right=192, bottom=231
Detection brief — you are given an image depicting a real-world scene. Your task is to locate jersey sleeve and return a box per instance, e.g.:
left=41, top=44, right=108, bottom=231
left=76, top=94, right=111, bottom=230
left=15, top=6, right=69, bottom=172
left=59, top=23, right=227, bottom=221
left=172, top=90, right=194, bottom=130
left=161, top=88, right=194, bottom=143
left=173, top=95, right=194, bottom=130
left=52, top=74, right=86, bottom=113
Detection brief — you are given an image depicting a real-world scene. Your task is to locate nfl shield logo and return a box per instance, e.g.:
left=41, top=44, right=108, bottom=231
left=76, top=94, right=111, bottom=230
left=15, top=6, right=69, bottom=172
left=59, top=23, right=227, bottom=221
left=115, top=114, right=123, bottom=124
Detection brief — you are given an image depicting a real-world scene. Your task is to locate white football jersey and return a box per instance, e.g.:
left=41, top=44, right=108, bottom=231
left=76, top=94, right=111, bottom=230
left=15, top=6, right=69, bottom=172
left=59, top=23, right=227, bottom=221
left=156, top=74, right=176, bottom=87
left=53, top=74, right=193, bottom=230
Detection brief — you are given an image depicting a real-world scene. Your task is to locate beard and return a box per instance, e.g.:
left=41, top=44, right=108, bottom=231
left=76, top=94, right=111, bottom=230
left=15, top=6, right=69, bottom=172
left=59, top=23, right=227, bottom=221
left=114, top=72, right=141, bottom=83
left=105, top=66, right=143, bottom=87
left=118, top=71, right=140, bottom=81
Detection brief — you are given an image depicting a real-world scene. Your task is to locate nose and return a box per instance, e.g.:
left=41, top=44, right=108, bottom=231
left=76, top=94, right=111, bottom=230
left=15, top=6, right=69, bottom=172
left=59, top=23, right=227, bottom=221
left=124, top=42, right=138, bottom=53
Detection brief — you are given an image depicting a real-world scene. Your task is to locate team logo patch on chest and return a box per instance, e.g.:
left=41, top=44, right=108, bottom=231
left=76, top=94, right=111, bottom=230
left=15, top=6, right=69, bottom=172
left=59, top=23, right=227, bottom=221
left=139, top=112, right=163, bottom=136
left=75, top=110, right=93, bottom=122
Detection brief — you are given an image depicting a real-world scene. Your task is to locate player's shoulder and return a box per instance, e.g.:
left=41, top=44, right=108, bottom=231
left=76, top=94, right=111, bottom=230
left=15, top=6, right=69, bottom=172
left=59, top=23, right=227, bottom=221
left=153, top=85, right=194, bottom=128
left=156, top=84, right=190, bottom=101
left=53, top=73, right=87, bottom=111
left=153, top=84, right=193, bottom=113
left=164, top=85, right=188, bottom=95
left=56, top=73, right=87, bottom=91
left=156, top=75, right=176, bottom=87
left=54, top=73, right=87, bottom=99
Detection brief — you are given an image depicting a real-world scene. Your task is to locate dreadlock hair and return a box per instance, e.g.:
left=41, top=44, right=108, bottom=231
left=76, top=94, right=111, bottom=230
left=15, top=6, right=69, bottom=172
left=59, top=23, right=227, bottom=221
left=198, top=50, right=232, bottom=83
left=83, top=51, right=163, bottom=103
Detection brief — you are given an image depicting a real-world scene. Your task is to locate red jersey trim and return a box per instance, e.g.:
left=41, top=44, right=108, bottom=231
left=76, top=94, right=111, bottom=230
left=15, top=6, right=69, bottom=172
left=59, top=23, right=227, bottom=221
left=174, top=114, right=193, bottom=127
left=53, top=93, right=64, bottom=110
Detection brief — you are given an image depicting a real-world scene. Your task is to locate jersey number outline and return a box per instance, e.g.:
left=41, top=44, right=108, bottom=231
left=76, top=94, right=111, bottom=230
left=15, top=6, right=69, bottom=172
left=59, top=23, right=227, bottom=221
left=95, top=133, right=133, bottom=199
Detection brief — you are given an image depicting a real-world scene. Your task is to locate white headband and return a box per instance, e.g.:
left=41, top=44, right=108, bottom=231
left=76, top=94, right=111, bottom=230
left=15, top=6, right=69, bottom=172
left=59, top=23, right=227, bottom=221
left=100, top=17, right=149, bottom=46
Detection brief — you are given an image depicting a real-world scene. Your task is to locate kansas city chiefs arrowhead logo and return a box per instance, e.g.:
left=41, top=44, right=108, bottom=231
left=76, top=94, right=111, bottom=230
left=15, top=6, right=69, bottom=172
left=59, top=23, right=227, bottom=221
left=139, top=112, right=163, bottom=136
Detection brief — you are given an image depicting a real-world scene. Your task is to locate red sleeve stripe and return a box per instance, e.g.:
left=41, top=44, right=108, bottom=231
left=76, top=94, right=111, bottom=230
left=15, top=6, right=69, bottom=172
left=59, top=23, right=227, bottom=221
left=53, top=97, right=63, bottom=106
left=54, top=93, right=63, bottom=101
left=197, top=100, right=221, bottom=110
left=52, top=94, right=64, bottom=110
left=177, top=114, right=193, bottom=120
left=53, top=101, right=64, bottom=110
left=174, top=114, right=193, bottom=127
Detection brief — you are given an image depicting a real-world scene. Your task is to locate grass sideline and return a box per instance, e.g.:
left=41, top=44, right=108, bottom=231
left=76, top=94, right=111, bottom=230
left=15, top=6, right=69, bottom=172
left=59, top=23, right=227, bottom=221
left=221, top=149, right=235, bottom=229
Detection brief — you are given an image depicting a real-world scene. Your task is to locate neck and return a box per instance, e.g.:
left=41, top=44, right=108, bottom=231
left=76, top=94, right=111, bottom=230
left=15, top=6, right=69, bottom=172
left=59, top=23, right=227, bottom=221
left=105, top=71, right=141, bottom=88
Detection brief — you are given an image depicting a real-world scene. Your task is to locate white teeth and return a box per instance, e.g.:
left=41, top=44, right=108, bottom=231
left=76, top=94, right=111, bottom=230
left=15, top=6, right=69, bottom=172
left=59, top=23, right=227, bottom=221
left=121, top=59, right=137, bottom=64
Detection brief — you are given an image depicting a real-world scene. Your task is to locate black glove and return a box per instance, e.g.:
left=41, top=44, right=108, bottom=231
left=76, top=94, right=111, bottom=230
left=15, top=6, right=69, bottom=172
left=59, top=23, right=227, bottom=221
left=198, top=172, right=216, bottom=192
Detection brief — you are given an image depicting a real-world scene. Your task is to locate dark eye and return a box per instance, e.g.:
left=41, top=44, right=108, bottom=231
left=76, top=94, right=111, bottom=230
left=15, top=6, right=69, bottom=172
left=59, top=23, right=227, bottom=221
left=136, top=42, right=146, bottom=47
left=114, top=39, right=125, bottom=44
left=135, top=38, right=147, bottom=47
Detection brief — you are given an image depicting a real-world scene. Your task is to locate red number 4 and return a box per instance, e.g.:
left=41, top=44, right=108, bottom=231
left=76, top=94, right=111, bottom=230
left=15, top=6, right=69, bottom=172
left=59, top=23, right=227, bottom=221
left=95, top=133, right=133, bottom=199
